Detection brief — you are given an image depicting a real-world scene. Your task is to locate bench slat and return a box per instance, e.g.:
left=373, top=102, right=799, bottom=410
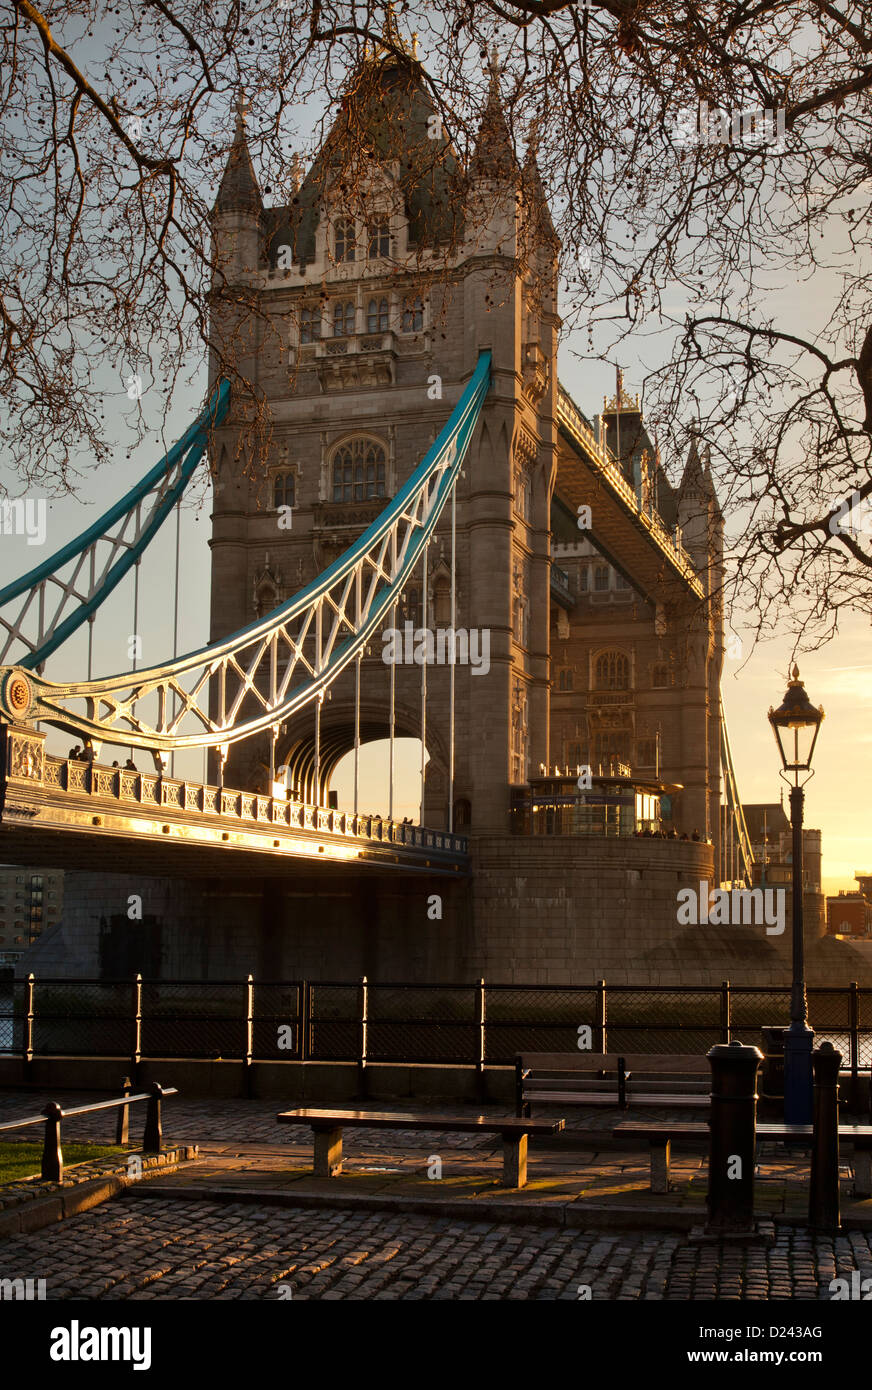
left=277, top=1109, right=564, bottom=1135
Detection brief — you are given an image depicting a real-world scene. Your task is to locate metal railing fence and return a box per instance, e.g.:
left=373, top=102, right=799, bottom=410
left=1, top=975, right=870, bottom=1074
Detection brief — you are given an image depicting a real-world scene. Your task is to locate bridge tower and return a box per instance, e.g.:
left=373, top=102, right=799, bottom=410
left=208, top=44, right=558, bottom=834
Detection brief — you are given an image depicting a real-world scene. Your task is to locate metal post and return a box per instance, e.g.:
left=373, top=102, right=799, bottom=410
left=300, top=981, right=310, bottom=1062
left=389, top=602, right=396, bottom=824
left=448, top=484, right=456, bottom=832
left=314, top=692, right=322, bottom=805
left=115, top=1076, right=132, bottom=1145
left=23, top=972, right=34, bottom=1065
left=809, top=1041, right=841, bottom=1233
left=41, top=1101, right=63, bottom=1182
left=353, top=653, right=361, bottom=818
left=475, top=977, right=486, bottom=1101
left=358, top=976, right=368, bottom=1097
left=244, top=974, right=254, bottom=1098
left=721, top=979, right=731, bottom=1043
left=171, top=501, right=180, bottom=780
left=784, top=783, right=814, bottom=1125
left=706, top=1040, right=763, bottom=1234
left=420, top=546, right=428, bottom=826
left=132, top=973, right=142, bottom=1079
left=850, top=981, right=859, bottom=1087
left=143, top=1082, right=164, bottom=1153
left=595, top=978, right=607, bottom=1053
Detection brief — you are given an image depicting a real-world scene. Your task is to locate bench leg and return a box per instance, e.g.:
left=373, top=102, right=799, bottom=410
left=502, top=1132, right=528, bottom=1189
left=650, top=1139, right=671, bottom=1195
left=313, top=1126, right=343, bottom=1178
left=854, top=1148, right=872, bottom=1200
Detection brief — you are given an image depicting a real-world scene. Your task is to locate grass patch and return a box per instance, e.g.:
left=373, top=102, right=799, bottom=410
left=0, top=1141, right=126, bottom=1186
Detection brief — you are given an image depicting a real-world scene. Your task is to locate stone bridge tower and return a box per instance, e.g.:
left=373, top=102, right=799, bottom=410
left=208, top=44, right=559, bottom=834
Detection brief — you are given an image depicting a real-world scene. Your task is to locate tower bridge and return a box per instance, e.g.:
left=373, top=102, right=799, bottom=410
left=0, top=41, right=760, bottom=985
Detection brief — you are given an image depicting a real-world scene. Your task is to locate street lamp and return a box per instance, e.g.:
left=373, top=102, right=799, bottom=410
left=768, top=664, right=825, bottom=1125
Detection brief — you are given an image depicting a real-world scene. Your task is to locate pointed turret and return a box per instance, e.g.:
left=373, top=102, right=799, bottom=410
left=469, top=48, right=518, bottom=184
left=214, top=95, right=263, bottom=217
left=521, top=130, right=558, bottom=250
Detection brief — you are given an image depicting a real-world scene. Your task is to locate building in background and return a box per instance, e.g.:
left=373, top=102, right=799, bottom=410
left=743, top=802, right=824, bottom=936
left=0, top=866, right=64, bottom=972
left=827, top=873, right=872, bottom=939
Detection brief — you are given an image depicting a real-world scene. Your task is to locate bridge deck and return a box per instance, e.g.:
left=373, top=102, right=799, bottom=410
left=0, top=728, right=468, bottom=878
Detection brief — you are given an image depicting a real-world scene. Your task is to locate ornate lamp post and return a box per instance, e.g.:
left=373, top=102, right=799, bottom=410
left=768, top=665, right=825, bottom=1125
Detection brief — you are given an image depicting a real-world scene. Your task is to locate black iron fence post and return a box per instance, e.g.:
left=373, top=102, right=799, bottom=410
left=721, top=980, right=731, bottom=1043
left=243, top=974, right=254, bottom=1098
left=300, top=981, right=310, bottom=1061
left=357, top=976, right=368, bottom=1097
left=143, top=1082, right=164, bottom=1153
left=475, top=978, right=486, bottom=1101
left=22, top=972, right=34, bottom=1067
left=706, top=1040, right=763, bottom=1234
left=809, top=1040, right=841, bottom=1234
left=850, top=981, right=859, bottom=1088
left=131, top=974, right=142, bottom=1082
left=41, top=1101, right=63, bottom=1182
left=596, top=979, right=607, bottom=1053
left=115, top=1076, right=132, bottom=1145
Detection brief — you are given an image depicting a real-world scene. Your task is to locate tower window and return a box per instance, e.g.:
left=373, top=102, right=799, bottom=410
left=300, top=306, right=321, bottom=344
left=367, top=298, right=389, bottom=333
left=273, top=473, right=295, bottom=509
left=594, top=565, right=610, bottom=592
left=333, top=300, right=356, bottom=337
left=594, top=650, right=630, bottom=690
left=652, top=662, right=670, bottom=688
left=368, top=220, right=390, bottom=258
left=557, top=667, right=574, bottom=692
left=331, top=439, right=387, bottom=503
left=402, top=296, right=424, bottom=333
left=334, top=217, right=356, bottom=263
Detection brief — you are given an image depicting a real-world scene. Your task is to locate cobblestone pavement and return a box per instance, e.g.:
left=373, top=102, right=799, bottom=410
left=0, top=1197, right=870, bottom=1299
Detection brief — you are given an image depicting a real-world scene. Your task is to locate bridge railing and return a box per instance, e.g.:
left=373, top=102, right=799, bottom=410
left=1, top=976, right=869, bottom=1073
left=36, top=752, right=468, bottom=857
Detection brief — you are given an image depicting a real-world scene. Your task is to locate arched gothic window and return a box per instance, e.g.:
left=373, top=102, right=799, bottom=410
left=367, top=298, right=389, bottom=333
left=368, top=220, right=390, bottom=258
left=594, top=650, right=630, bottom=691
left=273, top=474, right=295, bottom=509
left=333, top=300, right=355, bottom=337
left=402, top=296, right=424, bottom=333
left=334, top=217, right=356, bottom=263
left=331, top=438, right=387, bottom=503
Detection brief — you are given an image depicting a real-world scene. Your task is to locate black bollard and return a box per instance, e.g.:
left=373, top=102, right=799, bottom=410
left=143, top=1082, right=164, bottom=1153
left=809, top=1041, right=842, bottom=1233
left=41, top=1101, right=63, bottom=1182
left=706, top=1040, right=763, bottom=1234
left=115, top=1076, right=132, bottom=1146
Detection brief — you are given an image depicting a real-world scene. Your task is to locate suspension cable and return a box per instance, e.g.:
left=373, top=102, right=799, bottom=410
left=354, top=651, right=361, bottom=818
left=389, top=597, right=396, bottom=823
left=420, top=544, right=427, bottom=826
left=448, top=484, right=456, bottom=833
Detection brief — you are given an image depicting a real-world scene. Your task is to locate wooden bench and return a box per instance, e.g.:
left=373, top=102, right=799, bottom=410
left=277, top=1108, right=565, bottom=1189
left=516, top=1052, right=710, bottom=1117
left=613, top=1120, right=872, bottom=1195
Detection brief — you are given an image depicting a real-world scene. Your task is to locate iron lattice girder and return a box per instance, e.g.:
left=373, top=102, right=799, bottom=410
left=0, top=381, right=230, bottom=671
left=0, top=354, right=492, bottom=752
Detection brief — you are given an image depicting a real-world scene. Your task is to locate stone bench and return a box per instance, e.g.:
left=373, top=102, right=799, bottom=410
left=277, top=1108, right=565, bottom=1189
left=613, top=1119, right=872, bottom=1195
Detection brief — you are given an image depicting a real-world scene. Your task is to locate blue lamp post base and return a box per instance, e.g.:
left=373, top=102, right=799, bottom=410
left=783, top=1021, right=814, bottom=1126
